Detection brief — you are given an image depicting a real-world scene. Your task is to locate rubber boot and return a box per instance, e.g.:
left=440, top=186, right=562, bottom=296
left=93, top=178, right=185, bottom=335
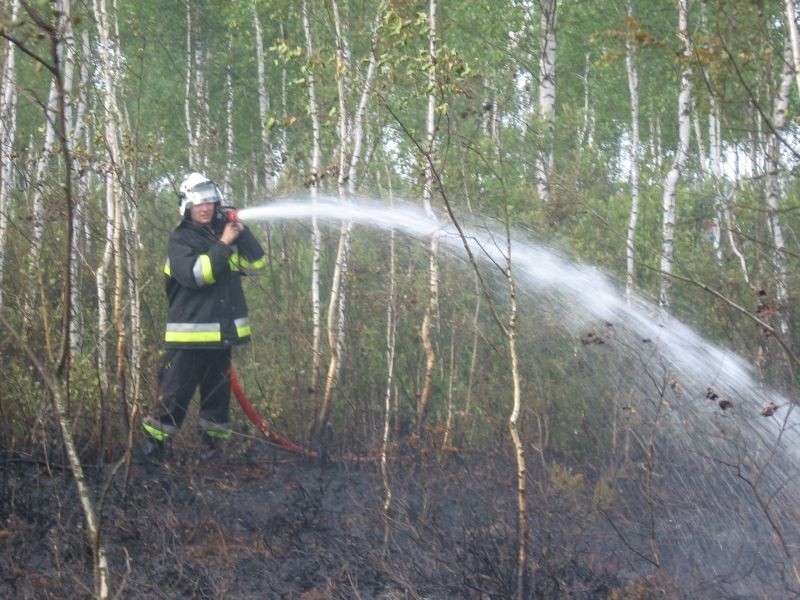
left=141, top=433, right=165, bottom=461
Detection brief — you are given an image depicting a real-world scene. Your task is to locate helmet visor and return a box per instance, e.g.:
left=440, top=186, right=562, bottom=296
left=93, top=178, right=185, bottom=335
left=186, top=181, right=222, bottom=206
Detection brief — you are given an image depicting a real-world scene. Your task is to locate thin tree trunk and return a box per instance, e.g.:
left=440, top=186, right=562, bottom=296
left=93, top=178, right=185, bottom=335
left=535, top=0, right=557, bottom=204
left=418, top=0, right=439, bottom=437
left=23, top=79, right=58, bottom=327
left=302, top=0, right=324, bottom=434
left=316, top=0, right=384, bottom=435
left=93, top=0, right=128, bottom=427
left=0, top=0, right=19, bottom=308
left=764, top=38, right=794, bottom=337
left=380, top=169, right=397, bottom=525
left=253, top=7, right=274, bottom=195
left=0, top=314, right=110, bottom=598
left=223, top=37, right=235, bottom=198
left=318, top=0, right=352, bottom=435
left=184, top=5, right=195, bottom=166
left=347, top=0, right=386, bottom=194
left=785, top=0, right=800, bottom=95
left=68, top=29, right=90, bottom=358
left=625, top=1, right=641, bottom=300
left=580, top=52, right=595, bottom=147
left=659, top=0, right=691, bottom=311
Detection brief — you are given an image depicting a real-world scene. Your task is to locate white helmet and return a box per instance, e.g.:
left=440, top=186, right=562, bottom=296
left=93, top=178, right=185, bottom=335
left=178, top=172, right=223, bottom=217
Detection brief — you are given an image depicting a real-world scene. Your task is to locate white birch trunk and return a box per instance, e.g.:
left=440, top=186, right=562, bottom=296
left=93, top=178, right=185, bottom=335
left=123, top=188, right=142, bottom=405
left=302, top=1, right=324, bottom=429
left=69, top=30, right=91, bottom=357
left=381, top=198, right=396, bottom=517
left=625, top=2, right=641, bottom=300
left=347, top=1, right=386, bottom=194
left=0, top=0, right=19, bottom=308
left=535, top=0, right=557, bottom=204
left=418, top=0, right=440, bottom=436
left=195, top=46, right=210, bottom=171
left=24, top=79, right=59, bottom=325
left=223, top=39, right=235, bottom=198
left=785, top=0, right=800, bottom=95
left=253, top=8, right=274, bottom=196
left=659, top=0, right=691, bottom=311
left=764, top=39, right=794, bottom=336
left=318, top=0, right=353, bottom=433
left=649, top=117, right=663, bottom=172
left=708, top=102, right=724, bottom=261
left=93, top=0, right=126, bottom=399
left=581, top=52, right=595, bottom=147
left=184, top=6, right=196, bottom=167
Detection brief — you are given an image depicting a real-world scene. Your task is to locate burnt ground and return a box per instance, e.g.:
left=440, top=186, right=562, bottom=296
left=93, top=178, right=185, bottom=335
left=0, top=436, right=661, bottom=599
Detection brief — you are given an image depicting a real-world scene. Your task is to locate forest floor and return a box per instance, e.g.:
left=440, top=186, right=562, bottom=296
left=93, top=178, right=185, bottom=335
left=1, top=435, right=656, bottom=599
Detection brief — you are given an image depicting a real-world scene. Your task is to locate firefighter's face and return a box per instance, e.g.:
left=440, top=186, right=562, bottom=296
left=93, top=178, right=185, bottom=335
left=189, top=201, right=216, bottom=225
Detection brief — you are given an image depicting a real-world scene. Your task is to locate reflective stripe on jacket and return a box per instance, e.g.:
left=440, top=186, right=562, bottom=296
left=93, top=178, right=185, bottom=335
left=162, top=219, right=265, bottom=349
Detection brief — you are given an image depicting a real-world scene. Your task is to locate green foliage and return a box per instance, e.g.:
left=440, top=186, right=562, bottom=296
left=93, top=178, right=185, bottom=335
left=3, top=0, right=800, bottom=464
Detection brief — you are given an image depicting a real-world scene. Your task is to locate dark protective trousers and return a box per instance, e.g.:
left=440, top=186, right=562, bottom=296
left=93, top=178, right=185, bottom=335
left=154, top=348, right=232, bottom=430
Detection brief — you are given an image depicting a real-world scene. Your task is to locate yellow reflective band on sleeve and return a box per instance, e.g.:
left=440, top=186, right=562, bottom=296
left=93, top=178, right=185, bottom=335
left=239, top=256, right=266, bottom=271
left=227, top=253, right=266, bottom=273
left=228, top=252, right=241, bottom=272
left=234, top=317, right=251, bottom=338
left=164, top=258, right=171, bottom=276
left=165, top=322, right=222, bottom=343
left=142, top=422, right=170, bottom=441
left=193, top=254, right=215, bottom=286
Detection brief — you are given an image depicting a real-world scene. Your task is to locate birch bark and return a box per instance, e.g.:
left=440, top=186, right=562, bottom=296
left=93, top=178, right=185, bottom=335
left=764, top=38, right=794, bottom=336
left=223, top=37, right=235, bottom=198
left=785, top=0, right=800, bottom=94
left=184, top=5, right=196, bottom=166
left=253, top=8, right=274, bottom=195
left=318, top=0, right=353, bottom=435
left=0, top=0, right=19, bottom=308
left=315, top=0, right=384, bottom=435
left=417, top=0, right=440, bottom=436
left=535, top=0, right=556, bottom=204
left=625, top=2, right=641, bottom=300
left=23, top=78, right=58, bottom=326
left=302, top=0, right=324, bottom=432
left=659, top=0, right=692, bottom=311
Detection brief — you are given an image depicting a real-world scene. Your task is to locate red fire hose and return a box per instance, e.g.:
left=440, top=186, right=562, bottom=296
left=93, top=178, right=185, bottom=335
left=229, top=365, right=317, bottom=458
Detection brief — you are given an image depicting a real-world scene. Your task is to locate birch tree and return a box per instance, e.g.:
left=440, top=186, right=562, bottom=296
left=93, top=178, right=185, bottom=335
left=764, top=37, right=794, bottom=337
left=183, top=5, right=212, bottom=171
left=659, top=0, right=692, bottom=310
left=302, top=0, right=324, bottom=433
left=786, top=0, right=800, bottom=94
left=317, top=0, right=354, bottom=436
left=625, top=3, right=641, bottom=300
left=314, top=0, right=385, bottom=435
left=253, top=6, right=275, bottom=195
left=23, top=74, right=58, bottom=327
left=92, top=0, right=127, bottom=398
left=417, top=0, right=440, bottom=436
left=0, top=0, right=18, bottom=309
left=535, top=0, right=557, bottom=204
left=69, top=29, right=91, bottom=358
left=185, top=5, right=196, bottom=167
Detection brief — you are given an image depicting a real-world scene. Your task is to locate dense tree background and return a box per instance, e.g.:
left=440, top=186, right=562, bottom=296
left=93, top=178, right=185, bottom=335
left=2, top=0, right=800, bottom=597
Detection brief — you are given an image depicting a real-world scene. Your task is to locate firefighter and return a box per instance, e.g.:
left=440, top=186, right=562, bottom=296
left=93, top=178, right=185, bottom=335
left=142, top=172, right=266, bottom=458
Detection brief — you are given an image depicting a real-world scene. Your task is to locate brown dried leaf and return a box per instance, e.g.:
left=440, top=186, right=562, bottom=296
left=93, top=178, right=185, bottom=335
left=580, top=332, right=605, bottom=345
left=761, top=402, right=780, bottom=417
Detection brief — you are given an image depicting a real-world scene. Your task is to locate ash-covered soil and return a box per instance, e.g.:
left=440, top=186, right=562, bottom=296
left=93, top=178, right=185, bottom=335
left=0, top=438, right=634, bottom=599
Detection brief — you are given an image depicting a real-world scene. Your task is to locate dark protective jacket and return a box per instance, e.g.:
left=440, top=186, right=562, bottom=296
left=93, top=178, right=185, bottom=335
left=162, top=216, right=266, bottom=349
